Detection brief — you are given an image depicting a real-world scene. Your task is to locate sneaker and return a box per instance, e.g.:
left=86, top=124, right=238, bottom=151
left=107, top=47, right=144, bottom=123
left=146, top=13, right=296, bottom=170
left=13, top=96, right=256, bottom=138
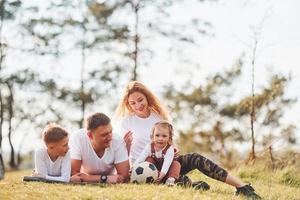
left=176, top=175, right=192, bottom=188
left=192, top=181, right=210, bottom=191
left=235, top=184, right=262, bottom=199
left=166, top=182, right=175, bottom=187
left=165, top=177, right=175, bottom=187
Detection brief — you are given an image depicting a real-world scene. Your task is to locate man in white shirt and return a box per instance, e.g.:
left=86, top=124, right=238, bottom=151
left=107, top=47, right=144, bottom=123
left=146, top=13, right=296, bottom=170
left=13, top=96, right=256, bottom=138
left=70, top=112, right=130, bottom=184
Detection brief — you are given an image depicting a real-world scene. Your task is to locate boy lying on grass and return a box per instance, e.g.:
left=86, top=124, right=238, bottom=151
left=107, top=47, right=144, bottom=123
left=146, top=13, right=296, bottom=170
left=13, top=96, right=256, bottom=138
left=30, top=123, right=78, bottom=182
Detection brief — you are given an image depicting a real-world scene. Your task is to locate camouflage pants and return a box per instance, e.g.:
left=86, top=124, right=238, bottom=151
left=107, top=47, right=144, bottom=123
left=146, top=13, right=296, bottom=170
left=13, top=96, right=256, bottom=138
left=176, top=153, right=228, bottom=182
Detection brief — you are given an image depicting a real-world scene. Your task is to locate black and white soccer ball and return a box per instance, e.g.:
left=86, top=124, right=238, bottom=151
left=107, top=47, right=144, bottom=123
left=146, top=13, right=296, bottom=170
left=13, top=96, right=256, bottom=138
left=130, top=161, right=158, bottom=184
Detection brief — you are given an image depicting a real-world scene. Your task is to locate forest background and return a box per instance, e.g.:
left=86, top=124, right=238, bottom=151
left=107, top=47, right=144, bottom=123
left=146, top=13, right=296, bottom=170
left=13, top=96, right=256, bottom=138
left=0, top=0, right=299, bottom=178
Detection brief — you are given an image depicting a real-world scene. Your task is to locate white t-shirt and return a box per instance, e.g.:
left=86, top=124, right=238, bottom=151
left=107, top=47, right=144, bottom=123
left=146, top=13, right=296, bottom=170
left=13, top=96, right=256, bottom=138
left=134, top=144, right=175, bottom=175
left=34, top=148, right=71, bottom=182
left=119, top=112, right=162, bottom=164
left=69, top=129, right=128, bottom=175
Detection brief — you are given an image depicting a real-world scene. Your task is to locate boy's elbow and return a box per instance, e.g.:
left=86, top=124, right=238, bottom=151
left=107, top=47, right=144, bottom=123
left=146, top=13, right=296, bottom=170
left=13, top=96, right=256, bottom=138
left=64, top=176, right=71, bottom=183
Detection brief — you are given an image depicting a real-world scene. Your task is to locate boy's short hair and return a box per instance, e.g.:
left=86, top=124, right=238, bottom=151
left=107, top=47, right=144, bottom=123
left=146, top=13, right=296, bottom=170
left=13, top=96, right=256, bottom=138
left=86, top=112, right=111, bottom=131
left=42, top=123, right=68, bottom=144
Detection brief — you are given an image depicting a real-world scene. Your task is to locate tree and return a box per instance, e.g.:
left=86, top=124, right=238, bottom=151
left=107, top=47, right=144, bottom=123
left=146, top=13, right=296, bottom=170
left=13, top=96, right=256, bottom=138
left=0, top=0, right=22, bottom=178
left=164, top=58, right=297, bottom=168
left=89, top=0, right=215, bottom=80
left=0, top=69, right=41, bottom=169
left=20, top=0, right=216, bottom=129
left=21, top=0, right=130, bottom=127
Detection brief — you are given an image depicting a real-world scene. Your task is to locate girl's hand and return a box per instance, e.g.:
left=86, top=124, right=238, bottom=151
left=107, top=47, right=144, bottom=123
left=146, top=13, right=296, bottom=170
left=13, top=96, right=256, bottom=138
left=156, top=172, right=166, bottom=183
left=129, top=167, right=132, bottom=175
left=174, top=147, right=180, bottom=159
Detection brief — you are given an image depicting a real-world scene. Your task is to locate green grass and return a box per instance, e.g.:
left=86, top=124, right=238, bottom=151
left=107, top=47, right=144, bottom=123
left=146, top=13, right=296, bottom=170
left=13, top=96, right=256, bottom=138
left=0, top=167, right=300, bottom=200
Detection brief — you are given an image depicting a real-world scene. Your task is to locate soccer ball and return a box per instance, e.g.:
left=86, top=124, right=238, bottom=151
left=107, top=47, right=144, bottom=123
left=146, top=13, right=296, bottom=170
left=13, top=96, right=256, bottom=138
left=130, top=161, right=158, bottom=184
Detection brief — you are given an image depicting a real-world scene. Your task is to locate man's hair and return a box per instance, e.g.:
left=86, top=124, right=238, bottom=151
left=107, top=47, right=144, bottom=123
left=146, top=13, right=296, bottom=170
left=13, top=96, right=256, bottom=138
left=42, top=123, right=68, bottom=144
left=86, top=112, right=111, bottom=131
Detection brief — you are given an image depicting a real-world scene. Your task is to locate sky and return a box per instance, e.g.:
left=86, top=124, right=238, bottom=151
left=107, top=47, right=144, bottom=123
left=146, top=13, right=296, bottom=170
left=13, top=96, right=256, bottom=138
left=143, top=0, right=300, bottom=122
left=141, top=0, right=300, bottom=150
left=145, top=0, right=300, bottom=83
left=2, top=0, right=300, bottom=153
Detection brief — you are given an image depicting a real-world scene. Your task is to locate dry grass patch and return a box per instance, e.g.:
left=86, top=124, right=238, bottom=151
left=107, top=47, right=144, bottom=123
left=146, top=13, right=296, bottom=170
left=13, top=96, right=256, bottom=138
left=0, top=168, right=300, bottom=200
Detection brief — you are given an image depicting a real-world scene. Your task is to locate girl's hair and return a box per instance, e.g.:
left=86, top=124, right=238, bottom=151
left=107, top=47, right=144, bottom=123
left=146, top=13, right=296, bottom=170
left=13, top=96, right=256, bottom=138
left=115, top=81, right=169, bottom=120
left=151, top=120, right=174, bottom=144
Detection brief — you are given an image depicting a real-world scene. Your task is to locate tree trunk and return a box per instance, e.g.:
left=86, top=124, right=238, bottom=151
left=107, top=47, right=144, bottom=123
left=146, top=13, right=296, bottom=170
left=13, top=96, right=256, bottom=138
left=0, top=0, right=6, bottom=179
left=7, top=83, right=16, bottom=169
left=16, top=126, right=30, bottom=168
left=0, top=90, right=4, bottom=179
left=0, top=153, right=4, bottom=179
left=132, top=2, right=139, bottom=81
left=249, top=38, right=258, bottom=162
left=268, top=146, right=275, bottom=170
left=80, top=31, right=86, bottom=128
left=0, top=0, right=5, bottom=73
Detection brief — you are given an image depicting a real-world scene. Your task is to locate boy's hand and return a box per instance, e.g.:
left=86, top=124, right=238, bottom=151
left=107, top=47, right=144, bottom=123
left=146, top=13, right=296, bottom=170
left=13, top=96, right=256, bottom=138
left=32, top=171, right=46, bottom=179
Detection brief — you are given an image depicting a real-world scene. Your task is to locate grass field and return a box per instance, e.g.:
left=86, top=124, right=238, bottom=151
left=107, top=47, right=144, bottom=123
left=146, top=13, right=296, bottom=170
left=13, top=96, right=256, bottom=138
left=0, top=165, right=300, bottom=200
